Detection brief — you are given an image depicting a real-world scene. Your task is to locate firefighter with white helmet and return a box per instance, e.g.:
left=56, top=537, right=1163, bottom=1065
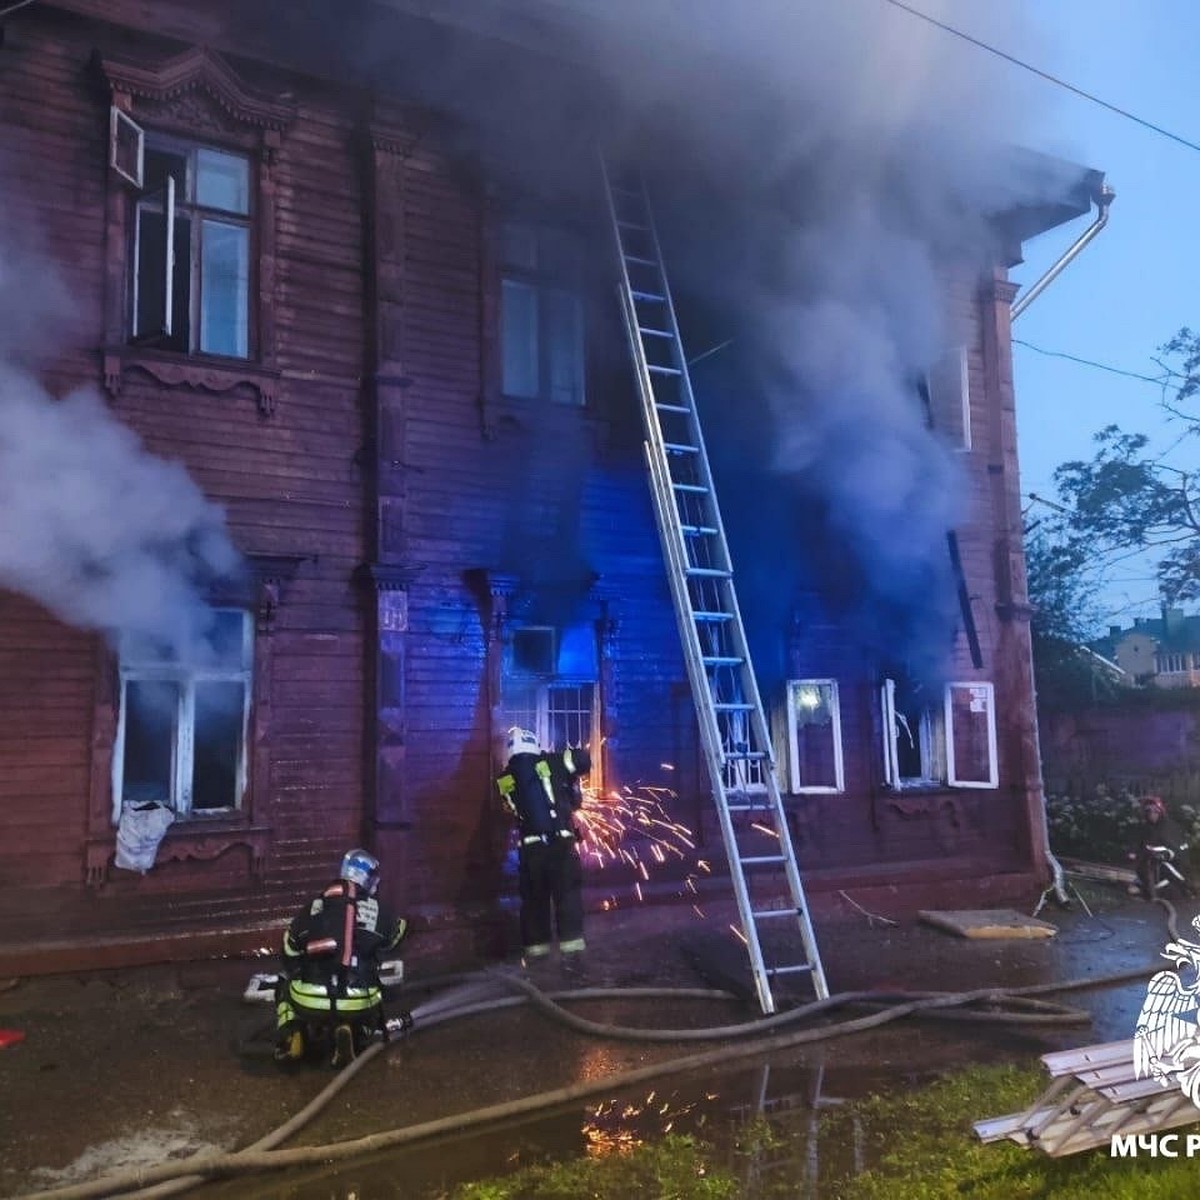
left=496, top=727, right=592, bottom=962
left=274, top=848, right=410, bottom=1068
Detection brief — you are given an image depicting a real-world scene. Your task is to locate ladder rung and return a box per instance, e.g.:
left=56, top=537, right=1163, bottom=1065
left=740, top=854, right=787, bottom=866
left=703, top=655, right=743, bottom=666
left=664, top=442, right=698, bottom=454
left=693, top=611, right=733, bottom=622
left=632, top=290, right=665, bottom=303
left=639, top=327, right=674, bottom=338
left=727, top=802, right=768, bottom=813
left=687, top=567, right=731, bottom=578
left=713, top=701, right=754, bottom=711
left=617, top=219, right=648, bottom=231
left=724, top=751, right=768, bottom=760
left=656, top=403, right=691, bottom=414
left=672, top=483, right=709, bottom=494
left=765, top=963, right=813, bottom=977
left=753, top=908, right=800, bottom=919
left=649, top=365, right=682, bottom=376
left=610, top=185, right=642, bottom=197
left=625, top=254, right=658, bottom=267
left=681, top=525, right=719, bottom=536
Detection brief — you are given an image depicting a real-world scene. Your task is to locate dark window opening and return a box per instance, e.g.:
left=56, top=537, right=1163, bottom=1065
left=130, top=141, right=251, bottom=359
left=499, top=220, right=585, bottom=405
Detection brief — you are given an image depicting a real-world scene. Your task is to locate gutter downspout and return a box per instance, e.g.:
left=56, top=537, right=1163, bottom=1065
left=1010, top=186, right=1113, bottom=904
left=1011, top=181, right=1114, bottom=321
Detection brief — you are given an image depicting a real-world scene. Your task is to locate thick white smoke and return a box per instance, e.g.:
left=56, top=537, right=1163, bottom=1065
left=565, top=0, right=1057, bottom=677
left=0, top=214, right=241, bottom=660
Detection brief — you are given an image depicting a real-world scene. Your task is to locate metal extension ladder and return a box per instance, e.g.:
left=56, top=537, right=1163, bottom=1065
left=601, top=160, right=829, bottom=1014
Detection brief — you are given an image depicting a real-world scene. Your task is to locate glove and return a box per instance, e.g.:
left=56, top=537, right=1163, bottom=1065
left=567, top=747, right=592, bottom=776
left=396, top=1009, right=414, bottom=1034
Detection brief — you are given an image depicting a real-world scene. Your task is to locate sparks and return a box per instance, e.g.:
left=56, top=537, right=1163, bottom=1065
left=574, top=781, right=696, bottom=904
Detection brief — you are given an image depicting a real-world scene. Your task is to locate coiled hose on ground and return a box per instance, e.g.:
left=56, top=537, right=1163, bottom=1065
left=17, top=949, right=1177, bottom=1200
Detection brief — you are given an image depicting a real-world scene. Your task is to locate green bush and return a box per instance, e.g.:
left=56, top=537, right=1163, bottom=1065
left=1046, top=786, right=1200, bottom=864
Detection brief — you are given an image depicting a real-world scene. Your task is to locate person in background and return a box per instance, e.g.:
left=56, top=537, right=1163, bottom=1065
left=275, top=848, right=409, bottom=1068
left=1130, top=795, right=1194, bottom=902
left=496, top=727, right=592, bottom=963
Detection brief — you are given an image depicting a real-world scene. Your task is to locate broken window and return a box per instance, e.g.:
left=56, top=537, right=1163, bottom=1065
left=113, top=609, right=253, bottom=820
left=786, top=679, right=844, bottom=793
left=126, top=129, right=252, bottom=358
left=882, top=677, right=998, bottom=789
left=925, top=346, right=971, bottom=451
left=881, top=676, right=945, bottom=789
left=498, top=220, right=585, bottom=405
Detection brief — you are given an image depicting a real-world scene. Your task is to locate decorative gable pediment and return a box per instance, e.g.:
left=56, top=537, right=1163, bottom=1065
left=96, top=46, right=296, bottom=146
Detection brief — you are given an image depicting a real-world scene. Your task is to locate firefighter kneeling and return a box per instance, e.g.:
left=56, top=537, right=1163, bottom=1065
left=275, top=848, right=410, bottom=1068
left=497, top=727, right=592, bottom=962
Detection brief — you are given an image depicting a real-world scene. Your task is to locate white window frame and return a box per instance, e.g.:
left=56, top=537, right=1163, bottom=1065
left=944, top=681, right=999, bottom=789
left=881, top=678, right=946, bottom=790
left=109, top=105, right=145, bottom=189
left=111, top=609, right=253, bottom=821
left=926, top=345, right=971, bottom=452
left=786, top=678, right=844, bottom=794
left=129, top=133, right=253, bottom=358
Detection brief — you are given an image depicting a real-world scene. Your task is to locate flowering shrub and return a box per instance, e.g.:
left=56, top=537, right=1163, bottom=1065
left=1046, top=785, right=1144, bottom=864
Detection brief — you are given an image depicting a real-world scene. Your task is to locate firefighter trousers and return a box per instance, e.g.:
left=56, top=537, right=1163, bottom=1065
left=518, top=839, right=583, bottom=951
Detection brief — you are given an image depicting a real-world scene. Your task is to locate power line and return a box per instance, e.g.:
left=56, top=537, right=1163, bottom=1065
left=878, top=0, right=1200, bottom=156
left=1012, top=338, right=1171, bottom=387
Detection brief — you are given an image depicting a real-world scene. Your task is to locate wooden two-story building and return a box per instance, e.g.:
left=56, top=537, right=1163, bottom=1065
left=0, top=0, right=1102, bottom=973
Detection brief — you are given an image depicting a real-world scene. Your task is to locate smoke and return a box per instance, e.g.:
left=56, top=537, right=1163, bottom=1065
left=558, top=0, right=1054, bottom=686
left=0, top=210, right=242, bottom=661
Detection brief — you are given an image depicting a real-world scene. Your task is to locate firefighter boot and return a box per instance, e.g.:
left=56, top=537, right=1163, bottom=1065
left=331, top=1023, right=356, bottom=1070
left=274, top=1023, right=304, bottom=1064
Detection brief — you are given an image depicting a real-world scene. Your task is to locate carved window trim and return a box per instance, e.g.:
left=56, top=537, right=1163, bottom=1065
left=84, top=554, right=308, bottom=887
left=96, top=48, right=295, bottom=416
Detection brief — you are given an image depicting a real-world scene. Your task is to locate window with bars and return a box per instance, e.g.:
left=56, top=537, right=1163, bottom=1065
left=113, top=609, right=253, bottom=819
left=1156, top=653, right=1189, bottom=674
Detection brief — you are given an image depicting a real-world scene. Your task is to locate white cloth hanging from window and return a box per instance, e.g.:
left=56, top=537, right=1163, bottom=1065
left=114, top=802, right=175, bottom=873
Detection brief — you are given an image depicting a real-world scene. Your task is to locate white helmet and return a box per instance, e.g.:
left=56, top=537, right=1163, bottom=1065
left=505, top=726, right=540, bottom=760
left=340, top=847, right=381, bottom=896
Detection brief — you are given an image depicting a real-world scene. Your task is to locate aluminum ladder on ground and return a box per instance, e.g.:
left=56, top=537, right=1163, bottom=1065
left=975, top=1039, right=1200, bottom=1156
left=600, top=160, right=830, bottom=1014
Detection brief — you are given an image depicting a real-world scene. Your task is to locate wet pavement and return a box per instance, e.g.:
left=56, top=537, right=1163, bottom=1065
left=0, top=882, right=1189, bottom=1198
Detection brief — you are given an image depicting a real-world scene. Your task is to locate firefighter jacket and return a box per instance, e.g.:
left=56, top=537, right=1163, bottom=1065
left=497, top=749, right=587, bottom=842
left=282, top=879, right=407, bottom=997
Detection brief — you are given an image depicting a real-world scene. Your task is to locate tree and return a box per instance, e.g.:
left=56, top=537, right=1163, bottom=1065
left=1024, top=528, right=1119, bottom=708
left=1050, top=328, right=1200, bottom=602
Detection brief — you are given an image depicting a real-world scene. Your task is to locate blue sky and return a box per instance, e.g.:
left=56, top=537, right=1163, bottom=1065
left=998, top=1, right=1200, bottom=626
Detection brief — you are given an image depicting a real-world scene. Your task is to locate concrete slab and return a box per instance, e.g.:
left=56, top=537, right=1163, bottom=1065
left=918, top=908, right=1060, bottom=939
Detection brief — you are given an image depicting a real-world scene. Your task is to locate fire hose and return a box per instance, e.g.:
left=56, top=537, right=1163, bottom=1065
left=18, top=961, right=1170, bottom=1200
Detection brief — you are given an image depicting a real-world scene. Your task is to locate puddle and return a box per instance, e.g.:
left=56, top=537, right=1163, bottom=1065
left=200, top=1054, right=937, bottom=1199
